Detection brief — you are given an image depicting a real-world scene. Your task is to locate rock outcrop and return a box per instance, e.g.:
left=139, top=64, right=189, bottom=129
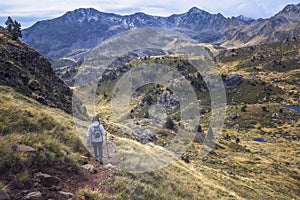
left=0, top=27, right=87, bottom=119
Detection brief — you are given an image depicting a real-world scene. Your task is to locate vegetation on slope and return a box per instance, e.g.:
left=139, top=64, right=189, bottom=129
left=0, top=86, right=89, bottom=198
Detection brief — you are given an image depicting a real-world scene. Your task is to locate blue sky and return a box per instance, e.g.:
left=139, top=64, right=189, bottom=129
left=0, top=0, right=299, bottom=28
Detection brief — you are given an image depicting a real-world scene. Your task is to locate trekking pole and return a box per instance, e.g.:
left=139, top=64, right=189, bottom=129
left=105, top=135, right=111, bottom=158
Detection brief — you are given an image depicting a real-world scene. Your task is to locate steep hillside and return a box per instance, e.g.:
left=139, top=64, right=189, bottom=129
left=0, top=26, right=87, bottom=119
left=0, top=85, right=121, bottom=199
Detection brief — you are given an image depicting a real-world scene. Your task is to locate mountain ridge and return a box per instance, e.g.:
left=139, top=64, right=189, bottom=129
left=22, top=6, right=246, bottom=64
left=22, top=4, right=300, bottom=67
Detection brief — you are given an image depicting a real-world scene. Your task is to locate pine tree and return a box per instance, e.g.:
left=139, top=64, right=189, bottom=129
left=12, top=20, right=22, bottom=39
left=5, top=16, right=13, bottom=32
left=5, top=16, right=22, bottom=40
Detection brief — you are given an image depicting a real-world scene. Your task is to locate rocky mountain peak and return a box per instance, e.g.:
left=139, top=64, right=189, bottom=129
left=275, top=3, right=300, bottom=20
left=63, top=7, right=120, bottom=23
left=281, top=3, right=300, bottom=13
left=235, top=15, right=254, bottom=24
left=188, top=7, right=207, bottom=14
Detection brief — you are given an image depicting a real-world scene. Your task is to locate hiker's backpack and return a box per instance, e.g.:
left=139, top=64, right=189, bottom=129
left=92, top=125, right=102, bottom=139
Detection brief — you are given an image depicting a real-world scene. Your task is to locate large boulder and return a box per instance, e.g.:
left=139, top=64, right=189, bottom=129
left=81, top=164, right=96, bottom=174
left=24, top=191, right=42, bottom=200
left=34, top=172, right=61, bottom=188
left=223, top=74, right=242, bottom=89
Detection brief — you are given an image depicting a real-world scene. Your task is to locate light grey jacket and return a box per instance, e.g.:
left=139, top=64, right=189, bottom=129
left=86, top=121, right=106, bottom=143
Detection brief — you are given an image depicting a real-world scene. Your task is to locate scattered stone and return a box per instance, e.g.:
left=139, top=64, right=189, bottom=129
left=252, top=52, right=265, bottom=61
left=58, top=191, right=74, bottom=198
left=233, top=124, right=240, bottom=130
left=206, top=160, right=215, bottom=165
left=105, top=163, right=117, bottom=169
left=81, top=164, right=96, bottom=174
left=181, top=154, right=190, bottom=163
left=162, top=142, right=168, bottom=147
left=208, top=150, right=217, bottom=156
left=24, top=191, right=42, bottom=200
left=227, top=170, right=233, bottom=175
left=239, top=166, right=247, bottom=172
left=78, top=156, right=89, bottom=165
left=241, top=106, right=247, bottom=112
left=0, top=190, right=10, bottom=200
left=36, top=96, right=47, bottom=105
left=224, top=134, right=231, bottom=141
left=226, top=156, right=231, bottom=162
left=157, top=91, right=179, bottom=107
left=272, top=113, right=279, bottom=119
left=194, top=125, right=203, bottom=133
left=223, top=74, right=242, bottom=89
left=35, top=172, right=61, bottom=188
left=262, top=106, right=268, bottom=112
left=252, top=138, right=266, bottom=142
left=60, top=150, right=68, bottom=156
left=14, top=143, right=36, bottom=153
left=230, top=114, right=239, bottom=120
left=294, top=161, right=300, bottom=165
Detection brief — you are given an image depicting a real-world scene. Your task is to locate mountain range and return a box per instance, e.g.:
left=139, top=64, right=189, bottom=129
left=22, top=4, right=300, bottom=66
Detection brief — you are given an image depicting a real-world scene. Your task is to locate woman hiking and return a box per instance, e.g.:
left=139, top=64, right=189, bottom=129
left=86, top=115, right=106, bottom=164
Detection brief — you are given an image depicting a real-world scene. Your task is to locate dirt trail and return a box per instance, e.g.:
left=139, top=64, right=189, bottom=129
left=71, top=138, right=119, bottom=194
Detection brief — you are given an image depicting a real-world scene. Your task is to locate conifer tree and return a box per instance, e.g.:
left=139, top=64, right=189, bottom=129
left=5, top=16, right=22, bottom=40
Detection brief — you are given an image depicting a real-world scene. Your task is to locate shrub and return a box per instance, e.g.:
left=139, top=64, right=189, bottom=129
left=165, top=117, right=175, bottom=130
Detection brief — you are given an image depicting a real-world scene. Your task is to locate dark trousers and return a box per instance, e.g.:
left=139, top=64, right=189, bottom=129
left=92, top=142, right=103, bottom=159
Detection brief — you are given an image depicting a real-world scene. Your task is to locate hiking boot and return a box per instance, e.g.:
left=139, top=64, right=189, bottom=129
left=96, top=158, right=103, bottom=164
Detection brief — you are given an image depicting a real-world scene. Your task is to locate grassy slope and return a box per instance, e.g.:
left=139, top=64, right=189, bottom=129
left=0, top=86, right=88, bottom=191
left=83, top=46, right=299, bottom=198
left=217, top=36, right=300, bottom=105
left=84, top=123, right=299, bottom=199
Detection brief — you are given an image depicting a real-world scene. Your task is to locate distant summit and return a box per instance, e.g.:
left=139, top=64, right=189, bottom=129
left=276, top=3, right=300, bottom=20
left=234, top=15, right=254, bottom=24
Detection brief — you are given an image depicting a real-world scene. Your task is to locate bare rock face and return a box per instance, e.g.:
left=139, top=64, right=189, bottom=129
left=0, top=27, right=88, bottom=120
left=23, top=191, right=42, bottom=200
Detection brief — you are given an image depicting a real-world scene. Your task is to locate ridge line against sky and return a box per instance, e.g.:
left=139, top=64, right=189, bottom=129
left=0, top=0, right=299, bottom=28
